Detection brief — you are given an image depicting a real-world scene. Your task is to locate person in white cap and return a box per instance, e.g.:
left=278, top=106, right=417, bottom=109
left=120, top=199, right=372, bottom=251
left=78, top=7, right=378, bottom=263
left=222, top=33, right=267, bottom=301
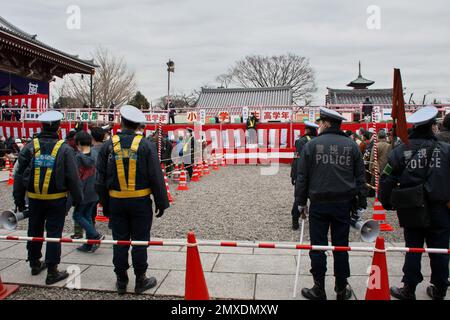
left=96, top=105, right=170, bottom=295
left=379, top=106, right=450, bottom=300
left=290, top=120, right=319, bottom=230
left=295, top=107, right=367, bottom=300
left=13, top=110, right=83, bottom=285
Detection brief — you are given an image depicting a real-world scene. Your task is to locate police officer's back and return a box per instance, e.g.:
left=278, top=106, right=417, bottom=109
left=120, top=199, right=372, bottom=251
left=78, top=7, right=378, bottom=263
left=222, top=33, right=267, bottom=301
left=295, top=107, right=367, bottom=300
left=96, top=105, right=169, bottom=294
left=379, top=106, right=450, bottom=300
left=13, top=111, right=83, bottom=285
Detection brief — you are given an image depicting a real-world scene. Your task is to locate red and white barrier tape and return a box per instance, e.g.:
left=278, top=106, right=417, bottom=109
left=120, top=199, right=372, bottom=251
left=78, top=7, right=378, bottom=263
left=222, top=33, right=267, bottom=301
left=0, top=235, right=449, bottom=254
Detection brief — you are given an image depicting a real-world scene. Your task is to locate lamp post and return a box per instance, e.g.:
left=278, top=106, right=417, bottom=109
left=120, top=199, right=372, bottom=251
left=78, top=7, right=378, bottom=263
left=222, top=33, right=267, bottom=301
left=166, top=59, right=175, bottom=104
left=90, top=73, right=93, bottom=108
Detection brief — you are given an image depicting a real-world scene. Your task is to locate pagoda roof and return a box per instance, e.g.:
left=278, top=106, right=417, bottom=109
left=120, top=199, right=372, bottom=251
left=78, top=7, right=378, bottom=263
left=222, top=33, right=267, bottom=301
left=346, top=61, right=375, bottom=89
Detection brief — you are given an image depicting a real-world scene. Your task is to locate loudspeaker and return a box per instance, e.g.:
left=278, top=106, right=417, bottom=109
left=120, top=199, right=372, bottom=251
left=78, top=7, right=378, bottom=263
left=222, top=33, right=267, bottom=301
left=351, top=219, right=380, bottom=243
left=0, top=209, right=29, bottom=231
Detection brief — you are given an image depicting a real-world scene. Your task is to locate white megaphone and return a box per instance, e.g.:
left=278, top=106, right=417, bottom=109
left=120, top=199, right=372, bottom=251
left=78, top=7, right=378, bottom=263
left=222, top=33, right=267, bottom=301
left=351, top=218, right=380, bottom=243
left=0, top=208, right=29, bottom=231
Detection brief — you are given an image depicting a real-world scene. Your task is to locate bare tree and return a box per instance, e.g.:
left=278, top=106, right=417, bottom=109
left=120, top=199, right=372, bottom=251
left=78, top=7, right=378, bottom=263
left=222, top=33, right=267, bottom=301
left=217, top=53, right=317, bottom=104
left=61, top=47, right=137, bottom=109
left=154, top=93, right=197, bottom=110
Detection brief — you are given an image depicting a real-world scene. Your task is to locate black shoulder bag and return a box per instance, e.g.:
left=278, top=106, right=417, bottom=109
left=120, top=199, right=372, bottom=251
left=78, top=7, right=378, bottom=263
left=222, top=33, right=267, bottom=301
left=390, top=142, right=437, bottom=228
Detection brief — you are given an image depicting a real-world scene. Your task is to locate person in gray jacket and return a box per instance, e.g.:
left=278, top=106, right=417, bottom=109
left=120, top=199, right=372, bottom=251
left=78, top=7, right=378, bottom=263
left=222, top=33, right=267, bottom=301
left=73, top=131, right=105, bottom=253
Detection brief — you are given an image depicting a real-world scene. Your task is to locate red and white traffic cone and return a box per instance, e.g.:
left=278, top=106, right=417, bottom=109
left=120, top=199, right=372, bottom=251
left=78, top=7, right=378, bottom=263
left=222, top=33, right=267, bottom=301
left=3, top=158, right=10, bottom=172
left=95, top=204, right=109, bottom=223
left=0, top=275, right=19, bottom=300
left=197, top=162, right=204, bottom=178
left=372, top=198, right=394, bottom=232
left=212, top=154, right=219, bottom=171
left=203, top=160, right=210, bottom=175
left=161, top=163, right=174, bottom=203
left=185, top=232, right=210, bottom=300
left=7, top=164, right=14, bottom=186
left=365, top=237, right=390, bottom=300
left=191, top=165, right=200, bottom=182
left=177, top=164, right=189, bottom=191
left=173, top=163, right=180, bottom=183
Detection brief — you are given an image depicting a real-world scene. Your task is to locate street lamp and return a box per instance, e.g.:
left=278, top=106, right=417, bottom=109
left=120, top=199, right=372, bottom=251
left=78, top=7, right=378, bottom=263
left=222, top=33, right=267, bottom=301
left=167, top=59, right=175, bottom=106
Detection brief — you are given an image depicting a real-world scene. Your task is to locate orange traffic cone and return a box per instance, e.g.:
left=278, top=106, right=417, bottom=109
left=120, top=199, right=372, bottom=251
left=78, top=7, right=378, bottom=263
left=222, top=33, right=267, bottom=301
left=185, top=232, right=210, bottom=300
left=0, top=275, right=19, bottom=300
left=196, top=162, right=203, bottom=179
left=197, top=162, right=204, bottom=177
left=191, top=165, right=199, bottom=182
left=173, top=163, right=180, bottom=182
left=212, top=154, right=219, bottom=171
left=365, top=237, right=390, bottom=300
left=161, top=164, right=174, bottom=203
left=203, top=160, right=210, bottom=175
left=95, top=204, right=109, bottom=222
left=7, top=164, right=14, bottom=186
left=177, top=164, right=189, bottom=191
left=3, top=158, right=10, bottom=172
left=372, top=198, right=394, bottom=232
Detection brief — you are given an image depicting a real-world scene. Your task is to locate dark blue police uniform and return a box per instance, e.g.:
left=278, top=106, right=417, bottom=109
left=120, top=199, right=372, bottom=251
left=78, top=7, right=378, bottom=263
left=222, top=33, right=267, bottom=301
left=13, top=111, right=83, bottom=285
left=295, top=107, right=367, bottom=300
left=96, top=105, right=169, bottom=294
left=379, top=106, right=450, bottom=300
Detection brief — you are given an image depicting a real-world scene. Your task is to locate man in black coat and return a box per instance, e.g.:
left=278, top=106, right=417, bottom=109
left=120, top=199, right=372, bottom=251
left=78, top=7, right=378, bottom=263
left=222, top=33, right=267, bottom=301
left=379, top=106, right=450, bottom=300
left=295, top=107, right=367, bottom=300
left=96, top=105, right=170, bottom=295
left=13, top=111, right=83, bottom=285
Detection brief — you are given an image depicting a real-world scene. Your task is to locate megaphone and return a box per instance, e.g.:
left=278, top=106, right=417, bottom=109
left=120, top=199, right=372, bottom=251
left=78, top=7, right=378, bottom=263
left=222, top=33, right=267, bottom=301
left=351, top=218, right=380, bottom=243
left=0, top=208, right=29, bottom=230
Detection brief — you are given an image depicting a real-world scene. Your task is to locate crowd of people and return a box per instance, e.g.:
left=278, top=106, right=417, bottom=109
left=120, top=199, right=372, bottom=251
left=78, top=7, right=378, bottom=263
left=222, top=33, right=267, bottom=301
left=0, top=102, right=26, bottom=122
left=9, top=106, right=170, bottom=292
left=0, top=104, right=448, bottom=300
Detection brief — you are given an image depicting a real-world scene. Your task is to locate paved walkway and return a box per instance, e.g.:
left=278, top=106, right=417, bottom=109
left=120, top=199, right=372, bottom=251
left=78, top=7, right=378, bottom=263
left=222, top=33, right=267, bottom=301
left=0, top=171, right=8, bottom=182
left=0, top=229, right=447, bottom=300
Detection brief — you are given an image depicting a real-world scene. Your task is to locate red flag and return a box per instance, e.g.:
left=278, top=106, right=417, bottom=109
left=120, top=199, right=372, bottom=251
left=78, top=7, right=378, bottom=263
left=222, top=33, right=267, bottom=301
left=391, top=69, right=409, bottom=144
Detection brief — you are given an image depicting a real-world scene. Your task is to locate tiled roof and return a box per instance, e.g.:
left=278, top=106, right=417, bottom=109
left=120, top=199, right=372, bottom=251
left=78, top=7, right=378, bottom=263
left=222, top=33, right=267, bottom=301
left=0, top=16, right=97, bottom=69
left=196, top=86, right=293, bottom=108
left=326, top=88, right=393, bottom=105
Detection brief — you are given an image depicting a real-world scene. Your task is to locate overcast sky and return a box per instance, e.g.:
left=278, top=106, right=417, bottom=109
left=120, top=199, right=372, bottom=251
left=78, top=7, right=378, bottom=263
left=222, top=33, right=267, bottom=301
left=3, top=0, right=450, bottom=104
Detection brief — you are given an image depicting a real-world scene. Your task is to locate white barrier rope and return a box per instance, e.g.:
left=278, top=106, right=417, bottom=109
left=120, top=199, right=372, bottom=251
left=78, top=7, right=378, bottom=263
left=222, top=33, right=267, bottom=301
left=0, top=235, right=448, bottom=254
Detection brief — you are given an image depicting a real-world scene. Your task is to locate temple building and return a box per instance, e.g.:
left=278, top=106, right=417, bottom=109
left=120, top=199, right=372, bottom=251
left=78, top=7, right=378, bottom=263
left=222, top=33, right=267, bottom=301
left=0, top=16, right=96, bottom=97
left=197, top=86, right=293, bottom=108
left=326, top=62, right=392, bottom=105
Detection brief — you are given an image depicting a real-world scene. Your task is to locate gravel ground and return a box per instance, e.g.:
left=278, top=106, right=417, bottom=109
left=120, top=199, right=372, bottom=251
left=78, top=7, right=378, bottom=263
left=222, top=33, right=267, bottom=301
left=0, top=164, right=403, bottom=243
left=5, top=285, right=182, bottom=300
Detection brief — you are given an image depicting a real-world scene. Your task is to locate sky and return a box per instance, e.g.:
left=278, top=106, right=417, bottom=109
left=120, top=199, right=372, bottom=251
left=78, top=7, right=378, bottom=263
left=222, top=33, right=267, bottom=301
left=2, top=0, right=450, bottom=105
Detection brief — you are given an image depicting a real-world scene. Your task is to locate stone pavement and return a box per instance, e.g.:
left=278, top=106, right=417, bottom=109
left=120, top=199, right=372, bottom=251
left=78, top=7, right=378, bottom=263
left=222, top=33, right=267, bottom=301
left=0, top=171, right=8, bottom=182
left=0, top=229, right=448, bottom=300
